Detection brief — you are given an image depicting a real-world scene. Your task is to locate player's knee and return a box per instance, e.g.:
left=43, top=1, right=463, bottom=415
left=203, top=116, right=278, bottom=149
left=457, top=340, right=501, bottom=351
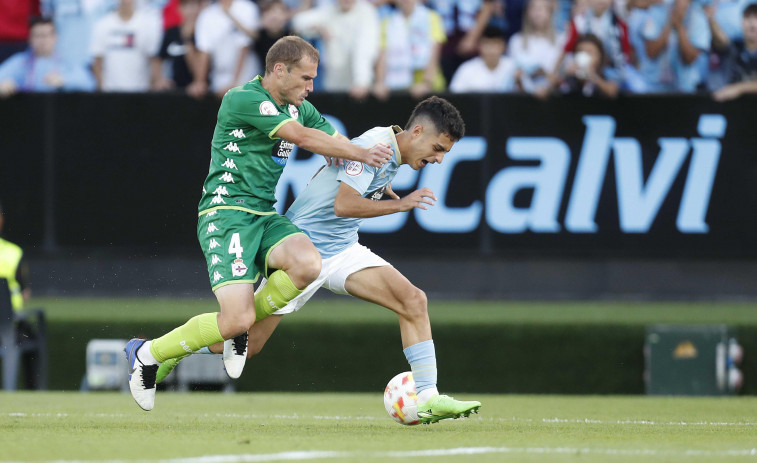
left=225, top=306, right=256, bottom=337
left=403, top=287, right=428, bottom=320
left=289, top=249, right=321, bottom=287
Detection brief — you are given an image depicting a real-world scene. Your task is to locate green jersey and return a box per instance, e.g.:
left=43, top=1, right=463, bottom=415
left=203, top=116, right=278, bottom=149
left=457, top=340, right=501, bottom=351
left=198, top=76, right=337, bottom=216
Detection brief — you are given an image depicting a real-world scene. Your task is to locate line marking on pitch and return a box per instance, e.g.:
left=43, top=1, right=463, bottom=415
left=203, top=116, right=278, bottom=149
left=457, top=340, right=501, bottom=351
left=3, top=446, right=757, bottom=463
left=6, top=412, right=757, bottom=427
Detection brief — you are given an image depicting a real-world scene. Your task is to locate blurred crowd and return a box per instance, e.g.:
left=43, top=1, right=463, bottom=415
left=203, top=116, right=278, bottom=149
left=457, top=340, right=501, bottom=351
left=0, top=0, right=755, bottom=100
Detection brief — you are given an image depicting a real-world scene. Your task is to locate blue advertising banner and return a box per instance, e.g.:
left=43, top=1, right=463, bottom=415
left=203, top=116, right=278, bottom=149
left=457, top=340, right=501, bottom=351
left=1, top=94, right=755, bottom=258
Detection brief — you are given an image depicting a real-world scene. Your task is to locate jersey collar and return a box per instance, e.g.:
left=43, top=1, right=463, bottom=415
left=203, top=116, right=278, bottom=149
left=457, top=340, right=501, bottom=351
left=390, top=125, right=403, bottom=165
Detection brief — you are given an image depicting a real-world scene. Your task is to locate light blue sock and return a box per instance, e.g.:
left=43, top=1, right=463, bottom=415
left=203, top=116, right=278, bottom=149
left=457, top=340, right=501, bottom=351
left=403, top=340, right=438, bottom=400
left=197, top=346, right=213, bottom=354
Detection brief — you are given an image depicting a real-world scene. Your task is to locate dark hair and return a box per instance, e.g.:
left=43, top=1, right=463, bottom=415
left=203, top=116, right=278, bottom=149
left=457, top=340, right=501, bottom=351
left=744, top=3, right=757, bottom=17
left=265, top=35, right=320, bottom=74
left=575, top=33, right=606, bottom=69
left=260, top=0, right=286, bottom=13
left=29, top=16, right=54, bottom=30
left=481, top=25, right=505, bottom=40
left=405, top=96, right=466, bottom=141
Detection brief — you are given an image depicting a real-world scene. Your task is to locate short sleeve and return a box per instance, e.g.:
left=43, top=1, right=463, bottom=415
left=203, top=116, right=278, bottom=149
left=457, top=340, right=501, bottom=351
left=195, top=10, right=213, bottom=53
left=686, top=6, right=711, bottom=51
left=337, top=161, right=378, bottom=196
left=145, top=13, right=163, bottom=57
left=429, top=11, right=447, bottom=44
left=90, top=19, right=107, bottom=58
left=0, top=54, right=26, bottom=85
left=226, top=92, right=297, bottom=139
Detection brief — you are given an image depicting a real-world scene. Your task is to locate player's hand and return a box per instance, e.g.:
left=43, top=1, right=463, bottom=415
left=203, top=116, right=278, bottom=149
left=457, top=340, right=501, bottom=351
left=323, top=154, right=345, bottom=167
left=362, top=143, right=393, bottom=168
left=385, top=184, right=400, bottom=200
left=399, top=187, right=436, bottom=212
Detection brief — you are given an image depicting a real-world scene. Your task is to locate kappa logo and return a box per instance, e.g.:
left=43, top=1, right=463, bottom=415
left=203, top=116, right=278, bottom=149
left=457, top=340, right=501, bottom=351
left=206, top=211, right=218, bottom=217
left=211, top=254, right=221, bottom=265
left=288, top=104, right=299, bottom=119
left=222, top=158, right=238, bottom=170
left=229, top=129, right=245, bottom=138
left=207, top=222, right=219, bottom=234
left=223, top=142, right=241, bottom=153
left=219, top=172, right=235, bottom=183
left=213, top=271, right=223, bottom=282
left=231, top=258, right=248, bottom=277
left=260, top=101, right=279, bottom=116
left=210, top=194, right=226, bottom=205
left=345, top=161, right=363, bottom=177
left=208, top=238, right=220, bottom=250
left=213, top=186, right=230, bottom=196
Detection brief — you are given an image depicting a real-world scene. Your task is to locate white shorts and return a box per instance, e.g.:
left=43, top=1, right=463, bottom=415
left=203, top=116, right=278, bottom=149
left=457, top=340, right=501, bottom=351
left=255, top=242, right=390, bottom=315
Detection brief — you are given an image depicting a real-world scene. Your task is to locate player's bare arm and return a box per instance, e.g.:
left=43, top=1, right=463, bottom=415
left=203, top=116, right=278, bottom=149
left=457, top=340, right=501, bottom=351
left=333, top=182, right=437, bottom=218
left=275, top=121, right=392, bottom=168
left=323, top=133, right=352, bottom=167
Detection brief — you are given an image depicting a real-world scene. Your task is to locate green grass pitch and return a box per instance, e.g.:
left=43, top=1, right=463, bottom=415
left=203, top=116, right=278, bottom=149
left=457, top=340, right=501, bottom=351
left=1, top=392, right=756, bottom=462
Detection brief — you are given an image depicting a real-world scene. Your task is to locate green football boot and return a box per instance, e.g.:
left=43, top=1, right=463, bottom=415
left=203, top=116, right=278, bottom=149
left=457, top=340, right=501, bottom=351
left=155, top=355, right=185, bottom=384
left=416, top=394, right=481, bottom=424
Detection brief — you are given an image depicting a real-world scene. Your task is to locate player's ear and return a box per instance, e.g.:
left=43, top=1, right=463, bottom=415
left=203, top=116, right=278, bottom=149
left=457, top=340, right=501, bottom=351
left=412, top=124, right=424, bottom=137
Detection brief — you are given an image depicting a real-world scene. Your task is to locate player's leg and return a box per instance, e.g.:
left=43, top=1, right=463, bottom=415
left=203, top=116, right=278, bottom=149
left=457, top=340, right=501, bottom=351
left=220, top=215, right=320, bottom=370
left=343, top=266, right=437, bottom=394
left=341, top=253, right=480, bottom=423
left=127, top=211, right=261, bottom=409
left=157, top=241, right=326, bottom=384
left=255, top=233, right=321, bottom=317
left=246, top=314, right=284, bottom=357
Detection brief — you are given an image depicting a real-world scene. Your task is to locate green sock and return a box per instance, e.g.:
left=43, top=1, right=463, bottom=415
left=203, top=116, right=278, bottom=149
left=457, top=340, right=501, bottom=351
left=149, top=312, right=224, bottom=363
left=254, top=270, right=302, bottom=321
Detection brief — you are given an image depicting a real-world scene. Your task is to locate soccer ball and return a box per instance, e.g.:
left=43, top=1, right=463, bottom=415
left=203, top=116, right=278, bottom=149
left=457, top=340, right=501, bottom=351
left=383, top=371, right=420, bottom=425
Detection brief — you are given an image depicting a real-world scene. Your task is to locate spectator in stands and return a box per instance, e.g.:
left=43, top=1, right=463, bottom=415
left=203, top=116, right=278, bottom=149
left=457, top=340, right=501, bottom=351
left=713, top=2, right=757, bottom=100
left=0, top=201, right=37, bottom=389
left=158, top=0, right=206, bottom=90
left=560, top=0, right=634, bottom=75
left=373, top=0, right=447, bottom=99
left=90, top=0, right=165, bottom=92
left=0, top=0, right=41, bottom=64
left=41, top=0, right=113, bottom=73
left=292, top=0, right=380, bottom=99
left=508, top=0, right=563, bottom=93
left=253, top=0, right=293, bottom=65
left=708, top=0, right=753, bottom=45
left=456, top=0, right=508, bottom=58
left=41, top=0, right=166, bottom=77
left=449, top=25, right=517, bottom=91
left=552, top=32, right=620, bottom=96
left=0, top=17, right=94, bottom=97
left=638, top=0, right=711, bottom=92
left=626, top=0, right=676, bottom=92
left=428, top=0, right=486, bottom=82
left=188, top=0, right=259, bottom=98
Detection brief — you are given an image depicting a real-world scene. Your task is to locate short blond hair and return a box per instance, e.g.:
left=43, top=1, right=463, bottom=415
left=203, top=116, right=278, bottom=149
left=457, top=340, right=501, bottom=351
left=265, top=36, right=320, bottom=74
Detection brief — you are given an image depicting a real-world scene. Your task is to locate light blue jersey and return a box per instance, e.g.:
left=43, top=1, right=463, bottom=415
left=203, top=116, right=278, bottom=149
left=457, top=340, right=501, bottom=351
left=286, top=126, right=403, bottom=258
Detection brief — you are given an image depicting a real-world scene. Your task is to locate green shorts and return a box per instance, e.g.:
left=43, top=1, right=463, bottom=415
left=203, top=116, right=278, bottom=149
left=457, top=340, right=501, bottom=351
left=197, top=209, right=304, bottom=291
